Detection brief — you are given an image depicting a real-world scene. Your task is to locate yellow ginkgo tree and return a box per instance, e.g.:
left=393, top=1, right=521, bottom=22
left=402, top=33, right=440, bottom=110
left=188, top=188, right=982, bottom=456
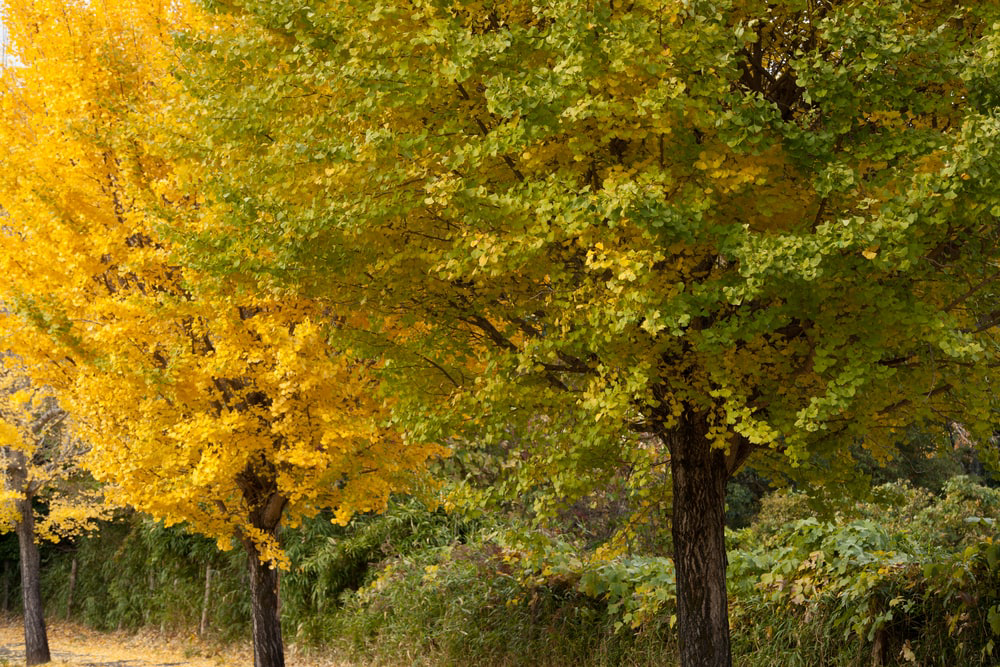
left=0, top=358, right=104, bottom=666
left=0, top=2, right=444, bottom=666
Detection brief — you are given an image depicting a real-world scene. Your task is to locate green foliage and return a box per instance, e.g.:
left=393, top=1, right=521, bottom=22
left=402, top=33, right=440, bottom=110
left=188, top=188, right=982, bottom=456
left=861, top=427, right=967, bottom=493
left=906, top=476, right=1000, bottom=549
left=39, top=498, right=475, bottom=643
left=162, top=5, right=1000, bottom=657
left=743, top=489, right=816, bottom=538
left=41, top=514, right=248, bottom=636
left=281, top=497, right=478, bottom=644
left=169, top=0, right=1000, bottom=502
left=329, top=533, right=676, bottom=667
left=725, top=468, right=773, bottom=529
left=327, top=478, right=1000, bottom=666
left=30, top=477, right=1000, bottom=665
left=727, top=479, right=1000, bottom=665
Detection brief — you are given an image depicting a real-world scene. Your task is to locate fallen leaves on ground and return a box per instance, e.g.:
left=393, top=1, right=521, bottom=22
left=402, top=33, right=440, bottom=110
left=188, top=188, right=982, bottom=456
left=0, top=618, right=351, bottom=667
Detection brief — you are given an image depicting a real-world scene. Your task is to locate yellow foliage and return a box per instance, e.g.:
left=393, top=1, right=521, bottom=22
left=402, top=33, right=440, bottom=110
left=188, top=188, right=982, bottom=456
left=0, top=360, right=106, bottom=539
left=0, top=0, right=444, bottom=563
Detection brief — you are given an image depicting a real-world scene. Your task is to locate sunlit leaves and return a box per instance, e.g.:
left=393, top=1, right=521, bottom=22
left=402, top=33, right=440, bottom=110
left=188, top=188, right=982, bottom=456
left=0, top=0, right=444, bottom=566
left=157, top=0, right=1000, bottom=531
left=0, top=360, right=107, bottom=540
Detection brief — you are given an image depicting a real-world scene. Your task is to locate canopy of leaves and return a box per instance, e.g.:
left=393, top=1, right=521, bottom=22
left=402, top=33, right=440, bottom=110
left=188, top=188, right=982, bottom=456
left=0, top=0, right=444, bottom=562
left=0, top=359, right=105, bottom=540
left=167, top=0, right=1000, bottom=519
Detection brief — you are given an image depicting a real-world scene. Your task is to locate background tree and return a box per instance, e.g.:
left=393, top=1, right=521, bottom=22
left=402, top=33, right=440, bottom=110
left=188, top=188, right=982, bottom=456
left=0, top=359, right=104, bottom=666
left=0, top=2, right=444, bottom=666
left=166, top=1, right=1000, bottom=666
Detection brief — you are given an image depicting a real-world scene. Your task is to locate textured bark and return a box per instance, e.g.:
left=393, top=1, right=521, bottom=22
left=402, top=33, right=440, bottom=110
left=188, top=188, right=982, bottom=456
left=16, top=495, right=51, bottom=665
left=235, top=464, right=287, bottom=667
left=667, top=413, right=732, bottom=667
left=244, top=540, right=284, bottom=667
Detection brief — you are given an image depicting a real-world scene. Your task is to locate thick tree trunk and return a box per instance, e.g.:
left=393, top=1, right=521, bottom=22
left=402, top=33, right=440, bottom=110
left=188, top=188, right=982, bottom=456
left=667, top=413, right=732, bottom=667
left=15, top=495, right=50, bottom=666
left=244, top=540, right=284, bottom=667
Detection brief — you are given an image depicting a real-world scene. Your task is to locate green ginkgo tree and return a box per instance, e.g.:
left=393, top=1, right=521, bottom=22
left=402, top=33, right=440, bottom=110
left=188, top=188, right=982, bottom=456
left=159, top=1, right=1000, bottom=665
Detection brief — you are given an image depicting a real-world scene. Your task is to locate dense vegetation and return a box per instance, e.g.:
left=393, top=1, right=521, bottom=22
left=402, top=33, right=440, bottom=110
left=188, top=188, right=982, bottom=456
left=12, top=453, right=996, bottom=667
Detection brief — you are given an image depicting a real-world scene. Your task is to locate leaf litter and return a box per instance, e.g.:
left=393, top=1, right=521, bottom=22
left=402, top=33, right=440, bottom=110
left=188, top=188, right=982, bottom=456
left=0, top=620, right=351, bottom=667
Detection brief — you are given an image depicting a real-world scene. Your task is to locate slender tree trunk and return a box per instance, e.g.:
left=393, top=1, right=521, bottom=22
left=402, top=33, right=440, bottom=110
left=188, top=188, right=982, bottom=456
left=65, top=557, right=77, bottom=619
left=3, top=560, right=10, bottom=613
left=667, top=413, right=732, bottom=667
left=15, top=495, right=50, bottom=666
left=244, top=540, right=284, bottom=667
left=199, top=565, right=213, bottom=637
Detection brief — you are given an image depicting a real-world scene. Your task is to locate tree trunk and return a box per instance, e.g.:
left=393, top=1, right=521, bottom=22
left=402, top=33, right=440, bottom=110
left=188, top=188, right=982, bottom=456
left=244, top=540, right=284, bottom=667
left=65, top=557, right=77, bottom=619
left=15, top=495, right=50, bottom=666
left=3, top=559, right=10, bottom=613
left=667, top=413, right=732, bottom=667
left=199, top=564, right=213, bottom=637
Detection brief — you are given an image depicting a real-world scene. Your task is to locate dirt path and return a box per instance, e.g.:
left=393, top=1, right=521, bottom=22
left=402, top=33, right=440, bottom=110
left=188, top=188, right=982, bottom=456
left=0, top=619, right=347, bottom=667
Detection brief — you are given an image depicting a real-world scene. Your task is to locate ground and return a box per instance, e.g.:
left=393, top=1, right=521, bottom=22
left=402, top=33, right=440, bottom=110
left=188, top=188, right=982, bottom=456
left=0, top=619, right=348, bottom=667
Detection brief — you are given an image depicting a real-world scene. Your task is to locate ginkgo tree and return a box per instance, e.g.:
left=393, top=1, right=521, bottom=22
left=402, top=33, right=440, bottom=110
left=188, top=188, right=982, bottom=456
left=0, top=2, right=443, bottom=667
left=0, top=358, right=104, bottom=666
left=166, top=1, right=1000, bottom=665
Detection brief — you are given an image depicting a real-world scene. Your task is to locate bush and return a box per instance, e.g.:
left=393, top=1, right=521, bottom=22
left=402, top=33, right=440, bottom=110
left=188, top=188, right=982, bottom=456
left=328, top=533, right=678, bottom=667
left=330, top=479, right=1000, bottom=666
left=281, top=497, right=479, bottom=644
left=34, top=478, right=1000, bottom=666
left=727, top=479, right=1000, bottom=666
left=41, top=513, right=247, bottom=636
left=41, top=497, right=477, bottom=643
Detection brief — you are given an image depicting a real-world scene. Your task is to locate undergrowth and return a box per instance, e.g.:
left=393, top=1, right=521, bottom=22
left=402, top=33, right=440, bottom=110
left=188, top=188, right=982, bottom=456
left=34, top=477, right=1000, bottom=666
